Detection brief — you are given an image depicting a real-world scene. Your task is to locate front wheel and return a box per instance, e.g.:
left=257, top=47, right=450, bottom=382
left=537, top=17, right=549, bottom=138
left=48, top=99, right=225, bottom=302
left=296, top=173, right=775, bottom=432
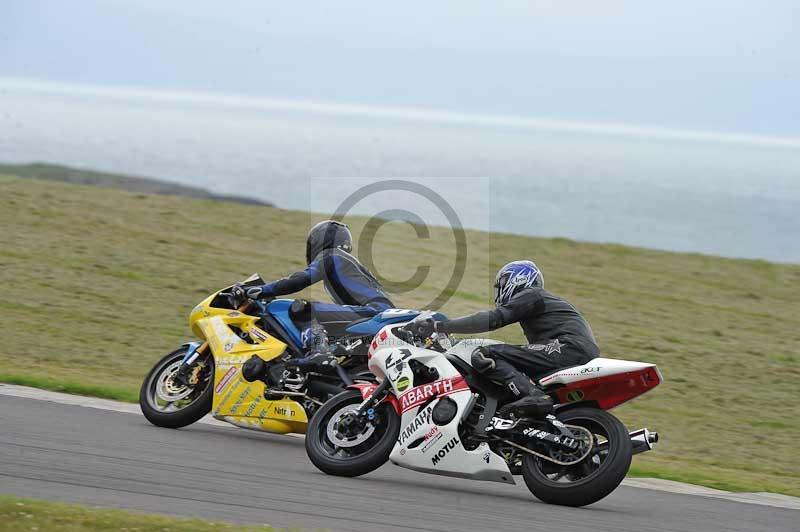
left=139, top=347, right=214, bottom=429
left=521, top=407, right=632, bottom=507
left=305, top=389, right=400, bottom=477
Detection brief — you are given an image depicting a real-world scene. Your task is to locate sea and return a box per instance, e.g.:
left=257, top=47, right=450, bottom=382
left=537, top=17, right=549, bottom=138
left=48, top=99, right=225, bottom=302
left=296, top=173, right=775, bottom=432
left=1, top=79, right=798, bottom=263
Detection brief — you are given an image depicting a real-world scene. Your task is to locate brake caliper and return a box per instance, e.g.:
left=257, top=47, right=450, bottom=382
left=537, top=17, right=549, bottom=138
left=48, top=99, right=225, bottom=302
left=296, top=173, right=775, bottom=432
left=188, top=362, right=205, bottom=386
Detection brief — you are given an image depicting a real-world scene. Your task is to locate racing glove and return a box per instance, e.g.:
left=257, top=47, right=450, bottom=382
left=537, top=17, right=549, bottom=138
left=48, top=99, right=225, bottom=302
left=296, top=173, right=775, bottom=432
left=410, top=318, right=439, bottom=339
left=231, top=284, right=269, bottom=300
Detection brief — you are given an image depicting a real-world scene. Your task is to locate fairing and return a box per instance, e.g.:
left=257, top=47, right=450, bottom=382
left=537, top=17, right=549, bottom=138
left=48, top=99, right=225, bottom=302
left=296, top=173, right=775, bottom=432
left=368, top=325, right=515, bottom=484
left=539, top=357, right=664, bottom=410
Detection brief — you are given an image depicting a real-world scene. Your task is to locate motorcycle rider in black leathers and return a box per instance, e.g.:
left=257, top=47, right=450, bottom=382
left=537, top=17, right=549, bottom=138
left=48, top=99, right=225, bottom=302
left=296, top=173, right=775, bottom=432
left=413, top=260, right=598, bottom=418
left=235, top=220, right=394, bottom=369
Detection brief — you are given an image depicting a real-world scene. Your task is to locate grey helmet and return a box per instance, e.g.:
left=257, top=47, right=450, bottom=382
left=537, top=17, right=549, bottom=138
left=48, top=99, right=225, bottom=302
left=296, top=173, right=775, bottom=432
left=305, top=220, right=353, bottom=264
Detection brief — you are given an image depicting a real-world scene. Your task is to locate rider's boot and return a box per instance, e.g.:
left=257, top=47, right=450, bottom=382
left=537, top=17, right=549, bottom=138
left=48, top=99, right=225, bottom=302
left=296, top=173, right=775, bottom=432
left=471, top=349, right=553, bottom=419
left=287, top=351, right=337, bottom=372
left=497, top=377, right=554, bottom=419
left=291, top=322, right=336, bottom=372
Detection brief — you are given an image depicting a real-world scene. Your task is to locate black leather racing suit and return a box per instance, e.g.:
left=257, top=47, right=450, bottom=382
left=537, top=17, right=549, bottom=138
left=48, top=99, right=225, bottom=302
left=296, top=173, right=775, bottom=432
left=437, top=287, right=599, bottom=381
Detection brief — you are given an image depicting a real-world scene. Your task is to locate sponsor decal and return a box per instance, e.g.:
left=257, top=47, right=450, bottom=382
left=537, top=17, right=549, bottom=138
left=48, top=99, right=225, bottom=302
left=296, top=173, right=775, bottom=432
left=566, top=390, right=584, bottom=402
left=244, top=397, right=261, bottom=417
left=385, top=348, right=412, bottom=371
left=215, top=367, right=238, bottom=393
left=228, top=311, right=241, bottom=317
left=580, top=366, right=600, bottom=374
left=357, top=383, right=379, bottom=399
left=250, top=328, right=269, bottom=342
left=229, top=387, right=252, bottom=413
left=523, top=428, right=549, bottom=439
left=274, top=406, right=294, bottom=417
left=482, top=450, right=491, bottom=464
left=223, top=342, right=235, bottom=352
left=523, top=427, right=577, bottom=448
left=215, top=380, right=239, bottom=412
left=431, top=437, right=460, bottom=466
left=397, top=405, right=434, bottom=445
left=368, top=339, right=378, bottom=359
left=396, top=376, right=411, bottom=392
left=421, top=430, right=443, bottom=453
left=527, top=339, right=563, bottom=355
left=399, top=376, right=468, bottom=413
left=546, top=339, right=563, bottom=354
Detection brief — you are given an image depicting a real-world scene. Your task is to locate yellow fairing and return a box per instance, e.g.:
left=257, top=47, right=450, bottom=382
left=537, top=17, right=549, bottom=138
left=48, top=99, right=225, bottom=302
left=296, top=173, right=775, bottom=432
left=191, top=301, right=308, bottom=435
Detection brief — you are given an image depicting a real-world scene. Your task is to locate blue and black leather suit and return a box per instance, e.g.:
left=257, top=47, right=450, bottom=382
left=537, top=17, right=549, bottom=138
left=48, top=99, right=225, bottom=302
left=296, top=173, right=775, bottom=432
left=258, top=248, right=394, bottom=340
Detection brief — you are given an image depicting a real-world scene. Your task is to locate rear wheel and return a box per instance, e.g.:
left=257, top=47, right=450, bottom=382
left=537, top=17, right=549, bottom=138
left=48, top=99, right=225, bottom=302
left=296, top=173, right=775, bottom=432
left=305, top=389, right=400, bottom=477
left=139, top=347, right=213, bottom=428
left=521, top=407, right=632, bottom=507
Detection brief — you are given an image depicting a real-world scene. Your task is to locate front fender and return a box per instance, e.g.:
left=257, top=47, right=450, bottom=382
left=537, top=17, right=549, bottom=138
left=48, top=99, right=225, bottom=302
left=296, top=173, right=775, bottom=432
left=348, top=383, right=401, bottom=416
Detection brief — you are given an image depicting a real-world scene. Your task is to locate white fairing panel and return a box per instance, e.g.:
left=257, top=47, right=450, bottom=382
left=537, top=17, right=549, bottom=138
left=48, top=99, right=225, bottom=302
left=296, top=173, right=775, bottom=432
left=538, top=357, right=657, bottom=387
left=369, top=326, right=515, bottom=484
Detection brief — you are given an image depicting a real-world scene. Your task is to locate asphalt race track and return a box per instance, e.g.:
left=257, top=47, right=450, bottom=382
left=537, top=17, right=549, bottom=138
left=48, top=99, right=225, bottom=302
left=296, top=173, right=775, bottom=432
left=1, top=394, right=796, bottom=532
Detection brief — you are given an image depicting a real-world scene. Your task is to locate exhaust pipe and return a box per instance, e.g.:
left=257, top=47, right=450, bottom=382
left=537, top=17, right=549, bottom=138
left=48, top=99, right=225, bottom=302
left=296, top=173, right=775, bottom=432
left=630, top=428, right=659, bottom=455
left=589, top=428, right=660, bottom=455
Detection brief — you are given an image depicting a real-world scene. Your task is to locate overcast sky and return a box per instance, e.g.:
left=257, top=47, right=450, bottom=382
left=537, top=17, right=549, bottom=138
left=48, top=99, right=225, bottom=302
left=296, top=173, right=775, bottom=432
left=2, top=1, right=798, bottom=137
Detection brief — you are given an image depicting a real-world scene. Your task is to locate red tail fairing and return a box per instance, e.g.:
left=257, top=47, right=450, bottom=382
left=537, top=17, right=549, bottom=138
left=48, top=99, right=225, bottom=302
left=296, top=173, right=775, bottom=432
left=552, top=366, right=662, bottom=410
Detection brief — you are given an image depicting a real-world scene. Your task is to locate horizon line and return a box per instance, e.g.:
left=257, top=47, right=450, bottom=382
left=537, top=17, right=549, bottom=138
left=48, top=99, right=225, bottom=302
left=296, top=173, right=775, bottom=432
left=2, top=76, right=800, bottom=149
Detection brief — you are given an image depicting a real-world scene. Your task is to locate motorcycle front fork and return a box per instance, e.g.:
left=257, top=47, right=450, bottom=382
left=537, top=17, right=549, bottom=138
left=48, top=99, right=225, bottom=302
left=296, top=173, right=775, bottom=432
left=173, top=342, right=207, bottom=386
left=355, top=378, right=392, bottom=418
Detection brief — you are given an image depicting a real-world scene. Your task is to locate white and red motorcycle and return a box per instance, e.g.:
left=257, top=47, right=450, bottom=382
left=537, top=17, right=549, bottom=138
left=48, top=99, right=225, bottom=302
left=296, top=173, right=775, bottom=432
left=305, top=313, right=662, bottom=507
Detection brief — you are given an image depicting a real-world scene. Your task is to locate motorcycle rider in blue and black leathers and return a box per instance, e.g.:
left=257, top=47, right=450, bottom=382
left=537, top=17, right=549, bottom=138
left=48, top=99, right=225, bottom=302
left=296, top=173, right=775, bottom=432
left=235, top=220, right=394, bottom=369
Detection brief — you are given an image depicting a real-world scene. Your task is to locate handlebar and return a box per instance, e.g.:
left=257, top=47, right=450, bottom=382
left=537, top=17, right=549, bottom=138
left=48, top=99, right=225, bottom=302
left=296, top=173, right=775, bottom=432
left=396, top=323, right=450, bottom=352
left=219, top=289, right=273, bottom=313
left=396, top=323, right=419, bottom=343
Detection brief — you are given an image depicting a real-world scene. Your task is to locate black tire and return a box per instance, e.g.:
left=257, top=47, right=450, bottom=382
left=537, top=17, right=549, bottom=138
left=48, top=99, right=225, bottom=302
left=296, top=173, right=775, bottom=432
left=139, top=347, right=213, bottom=429
left=305, top=389, right=400, bottom=477
left=521, top=407, right=632, bottom=507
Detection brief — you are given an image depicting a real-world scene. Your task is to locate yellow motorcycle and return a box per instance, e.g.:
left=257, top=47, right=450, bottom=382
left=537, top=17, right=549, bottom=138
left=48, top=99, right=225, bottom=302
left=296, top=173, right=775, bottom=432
left=139, top=274, right=423, bottom=434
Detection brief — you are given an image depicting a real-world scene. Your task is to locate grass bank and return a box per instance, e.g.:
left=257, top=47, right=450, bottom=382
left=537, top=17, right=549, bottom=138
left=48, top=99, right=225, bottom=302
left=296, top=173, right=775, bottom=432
left=1, top=172, right=798, bottom=496
left=0, top=496, right=294, bottom=531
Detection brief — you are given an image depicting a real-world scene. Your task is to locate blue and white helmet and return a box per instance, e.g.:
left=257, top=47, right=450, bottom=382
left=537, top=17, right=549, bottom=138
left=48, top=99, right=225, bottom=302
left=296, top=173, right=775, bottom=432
left=494, top=260, right=544, bottom=306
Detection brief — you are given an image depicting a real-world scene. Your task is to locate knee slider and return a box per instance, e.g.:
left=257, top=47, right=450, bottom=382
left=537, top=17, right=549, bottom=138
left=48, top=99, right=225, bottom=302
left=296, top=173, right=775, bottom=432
left=471, top=347, right=496, bottom=374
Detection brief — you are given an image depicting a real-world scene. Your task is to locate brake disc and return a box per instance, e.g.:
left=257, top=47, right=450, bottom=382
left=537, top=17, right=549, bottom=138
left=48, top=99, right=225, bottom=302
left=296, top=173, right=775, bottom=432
left=156, top=361, right=194, bottom=402
left=326, top=405, right=376, bottom=448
